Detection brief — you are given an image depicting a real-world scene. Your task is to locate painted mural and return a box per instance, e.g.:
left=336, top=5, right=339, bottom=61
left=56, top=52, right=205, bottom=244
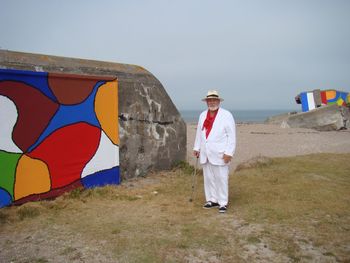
left=299, top=89, right=350, bottom=112
left=0, top=69, right=120, bottom=208
left=320, top=90, right=350, bottom=106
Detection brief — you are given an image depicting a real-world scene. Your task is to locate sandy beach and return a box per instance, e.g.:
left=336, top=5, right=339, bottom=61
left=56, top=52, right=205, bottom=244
left=186, top=123, right=350, bottom=170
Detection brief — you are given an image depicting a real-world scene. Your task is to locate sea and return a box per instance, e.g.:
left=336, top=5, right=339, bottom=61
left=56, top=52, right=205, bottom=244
left=179, top=109, right=296, bottom=123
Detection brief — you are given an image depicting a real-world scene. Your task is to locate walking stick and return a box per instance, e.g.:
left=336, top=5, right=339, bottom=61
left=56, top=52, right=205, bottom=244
left=189, top=157, right=199, bottom=202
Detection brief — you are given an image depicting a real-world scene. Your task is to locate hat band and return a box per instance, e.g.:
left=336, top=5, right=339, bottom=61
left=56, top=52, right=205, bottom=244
left=207, top=94, right=219, bottom=98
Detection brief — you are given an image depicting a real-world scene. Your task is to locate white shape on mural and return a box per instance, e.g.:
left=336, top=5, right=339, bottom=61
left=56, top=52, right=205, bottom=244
left=0, top=95, right=22, bottom=153
left=81, top=130, right=119, bottom=178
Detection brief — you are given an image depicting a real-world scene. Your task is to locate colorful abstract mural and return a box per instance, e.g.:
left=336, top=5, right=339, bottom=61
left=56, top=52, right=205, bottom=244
left=320, top=90, right=350, bottom=106
left=0, top=69, right=120, bottom=208
left=299, top=89, right=350, bottom=112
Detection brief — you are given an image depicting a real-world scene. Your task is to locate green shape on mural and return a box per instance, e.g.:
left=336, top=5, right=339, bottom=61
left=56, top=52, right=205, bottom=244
left=0, top=150, right=21, bottom=199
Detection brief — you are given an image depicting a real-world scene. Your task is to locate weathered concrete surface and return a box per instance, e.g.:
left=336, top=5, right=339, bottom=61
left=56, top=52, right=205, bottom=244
left=264, top=112, right=298, bottom=125
left=286, top=105, right=350, bottom=131
left=265, top=105, right=350, bottom=131
left=0, top=50, right=186, bottom=179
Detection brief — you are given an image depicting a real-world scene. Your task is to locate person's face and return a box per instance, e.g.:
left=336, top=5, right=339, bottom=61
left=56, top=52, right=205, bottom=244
left=206, top=98, right=220, bottom=111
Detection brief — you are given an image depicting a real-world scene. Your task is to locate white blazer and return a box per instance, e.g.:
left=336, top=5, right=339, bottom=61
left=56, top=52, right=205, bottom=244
left=193, top=108, right=236, bottom=165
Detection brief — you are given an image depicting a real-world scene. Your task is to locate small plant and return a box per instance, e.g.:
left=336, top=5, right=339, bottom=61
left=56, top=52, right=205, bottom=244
left=111, top=228, right=122, bottom=235
left=84, top=185, right=120, bottom=199
left=247, top=235, right=261, bottom=244
left=172, top=160, right=194, bottom=175
left=112, top=194, right=140, bottom=201
left=32, top=258, right=49, bottom=263
left=40, top=200, right=68, bottom=211
left=65, top=187, right=84, bottom=199
left=0, top=210, right=9, bottom=224
left=17, top=206, right=40, bottom=220
left=60, top=246, right=77, bottom=256
left=90, top=187, right=111, bottom=198
left=235, top=155, right=273, bottom=172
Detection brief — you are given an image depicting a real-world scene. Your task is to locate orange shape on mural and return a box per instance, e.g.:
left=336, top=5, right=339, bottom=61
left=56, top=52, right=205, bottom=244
left=95, top=80, right=119, bottom=145
left=14, top=155, right=51, bottom=200
left=325, top=90, right=336, bottom=100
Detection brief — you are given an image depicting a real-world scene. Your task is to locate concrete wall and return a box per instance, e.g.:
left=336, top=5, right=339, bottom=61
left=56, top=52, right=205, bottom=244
left=0, top=50, right=186, bottom=180
left=287, top=104, right=350, bottom=131
left=265, top=105, right=350, bottom=131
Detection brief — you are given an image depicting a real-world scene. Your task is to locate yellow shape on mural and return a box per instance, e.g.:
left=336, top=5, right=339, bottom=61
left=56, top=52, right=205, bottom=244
left=347, top=93, right=350, bottom=103
left=14, top=155, right=51, bottom=200
left=337, top=98, right=344, bottom=106
left=325, top=90, right=336, bottom=100
left=95, top=80, right=119, bottom=145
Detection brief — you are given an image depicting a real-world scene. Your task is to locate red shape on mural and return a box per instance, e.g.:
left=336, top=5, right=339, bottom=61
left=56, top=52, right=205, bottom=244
left=13, top=180, right=83, bottom=205
left=320, top=91, right=327, bottom=104
left=48, top=73, right=115, bottom=105
left=28, top=123, right=101, bottom=189
left=0, top=81, right=59, bottom=152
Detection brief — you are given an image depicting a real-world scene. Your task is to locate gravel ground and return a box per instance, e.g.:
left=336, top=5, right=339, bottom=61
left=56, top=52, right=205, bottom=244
left=186, top=123, right=350, bottom=170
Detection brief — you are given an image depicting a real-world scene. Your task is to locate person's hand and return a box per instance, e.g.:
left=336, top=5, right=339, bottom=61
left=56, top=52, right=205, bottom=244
left=223, top=154, right=232, bottom=164
left=193, top=150, right=200, bottom=158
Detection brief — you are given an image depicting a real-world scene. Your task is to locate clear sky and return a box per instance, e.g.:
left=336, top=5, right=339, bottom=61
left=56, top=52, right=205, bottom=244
left=1, top=0, right=349, bottom=111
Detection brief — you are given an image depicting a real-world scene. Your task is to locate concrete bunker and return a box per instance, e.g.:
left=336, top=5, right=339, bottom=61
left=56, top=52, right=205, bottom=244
left=0, top=50, right=186, bottom=207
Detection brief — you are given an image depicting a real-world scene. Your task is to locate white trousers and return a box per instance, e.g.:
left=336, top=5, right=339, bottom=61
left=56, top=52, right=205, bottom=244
left=202, top=162, right=229, bottom=206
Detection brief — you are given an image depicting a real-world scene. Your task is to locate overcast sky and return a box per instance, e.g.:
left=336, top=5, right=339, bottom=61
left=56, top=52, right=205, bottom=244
left=1, top=0, right=349, bottom=111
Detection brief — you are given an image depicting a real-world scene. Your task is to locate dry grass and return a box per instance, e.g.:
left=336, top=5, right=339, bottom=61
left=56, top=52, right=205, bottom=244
left=232, top=153, right=350, bottom=262
left=0, top=153, right=349, bottom=263
left=235, top=155, right=274, bottom=172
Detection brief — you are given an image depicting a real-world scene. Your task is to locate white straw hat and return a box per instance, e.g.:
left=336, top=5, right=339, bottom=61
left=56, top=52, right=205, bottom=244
left=201, top=90, right=224, bottom=101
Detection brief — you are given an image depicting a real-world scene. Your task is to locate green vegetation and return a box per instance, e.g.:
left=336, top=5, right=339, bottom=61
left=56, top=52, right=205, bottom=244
left=0, top=210, right=9, bottom=224
left=17, top=205, right=40, bottom=220
left=172, top=160, right=196, bottom=175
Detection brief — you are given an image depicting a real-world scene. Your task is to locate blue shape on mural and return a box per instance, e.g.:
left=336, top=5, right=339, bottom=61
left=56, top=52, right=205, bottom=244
left=81, top=167, right=120, bottom=188
left=0, top=188, right=12, bottom=208
left=340, top=92, right=348, bottom=102
left=0, top=69, right=57, bottom=102
left=300, top=92, right=309, bottom=112
left=27, top=81, right=105, bottom=152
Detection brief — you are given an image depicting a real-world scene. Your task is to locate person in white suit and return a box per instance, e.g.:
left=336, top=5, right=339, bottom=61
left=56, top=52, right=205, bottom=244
left=193, top=90, right=236, bottom=213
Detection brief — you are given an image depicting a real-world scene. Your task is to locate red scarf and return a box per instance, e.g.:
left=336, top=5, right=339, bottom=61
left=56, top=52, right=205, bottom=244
left=202, top=109, right=218, bottom=138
